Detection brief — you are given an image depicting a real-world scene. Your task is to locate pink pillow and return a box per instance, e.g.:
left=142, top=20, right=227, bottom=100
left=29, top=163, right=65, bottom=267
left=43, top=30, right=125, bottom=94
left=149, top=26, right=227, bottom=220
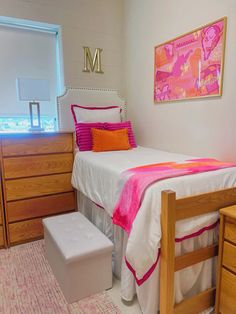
left=75, top=122, right=104, bottom=151
left=71, top=104, right=121, bottom=123
left=75, top=121, right=137, bottom=151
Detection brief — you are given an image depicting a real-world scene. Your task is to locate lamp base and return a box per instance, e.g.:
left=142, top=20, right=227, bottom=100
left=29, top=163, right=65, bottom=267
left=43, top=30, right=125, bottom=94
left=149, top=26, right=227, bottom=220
left=29, top=101, right=44, bottom=131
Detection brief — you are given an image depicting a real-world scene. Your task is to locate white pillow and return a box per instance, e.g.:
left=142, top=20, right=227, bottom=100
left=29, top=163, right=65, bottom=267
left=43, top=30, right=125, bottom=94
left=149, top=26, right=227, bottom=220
left=71, top=104, right=121, bottom=123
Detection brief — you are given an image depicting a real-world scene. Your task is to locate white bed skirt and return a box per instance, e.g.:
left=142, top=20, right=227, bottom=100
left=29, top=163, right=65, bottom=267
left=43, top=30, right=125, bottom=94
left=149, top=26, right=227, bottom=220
left=78, top=191, right=217, bottom=314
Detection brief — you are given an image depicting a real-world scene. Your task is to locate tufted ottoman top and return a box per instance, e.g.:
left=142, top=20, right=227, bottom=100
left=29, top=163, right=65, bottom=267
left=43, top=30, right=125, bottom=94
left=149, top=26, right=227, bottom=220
left=43, top=212, right=113, bottom=264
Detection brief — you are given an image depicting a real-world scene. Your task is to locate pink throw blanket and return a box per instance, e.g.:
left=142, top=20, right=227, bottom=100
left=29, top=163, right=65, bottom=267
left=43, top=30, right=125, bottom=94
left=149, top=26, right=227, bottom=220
left=113, top=158, right=236, bottom=234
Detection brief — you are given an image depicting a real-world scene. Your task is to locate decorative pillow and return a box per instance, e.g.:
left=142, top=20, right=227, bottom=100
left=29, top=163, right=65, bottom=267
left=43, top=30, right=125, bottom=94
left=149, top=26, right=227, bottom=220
left=71, top=104, right=121, bottom=123
left=105, top=121, right=137, bottom=148
left=75, top=120, right=137, bottom=151
left=91, top=128, right=131, bottom=152
left=75, top=122, right=104, bottom=151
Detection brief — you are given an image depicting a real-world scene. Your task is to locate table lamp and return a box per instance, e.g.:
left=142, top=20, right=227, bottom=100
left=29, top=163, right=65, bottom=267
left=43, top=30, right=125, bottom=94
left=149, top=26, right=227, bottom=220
left=17, top=78, right=50, bottom=131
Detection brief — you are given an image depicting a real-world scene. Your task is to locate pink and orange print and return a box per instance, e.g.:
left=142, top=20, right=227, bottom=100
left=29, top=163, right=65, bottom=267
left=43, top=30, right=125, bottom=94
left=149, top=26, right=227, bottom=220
left=154, top=17, right=227, bottom=103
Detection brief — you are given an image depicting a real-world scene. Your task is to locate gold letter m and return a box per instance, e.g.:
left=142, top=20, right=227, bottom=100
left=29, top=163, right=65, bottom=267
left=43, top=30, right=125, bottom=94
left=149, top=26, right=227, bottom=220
left=83, top=47, right=104, bottom=73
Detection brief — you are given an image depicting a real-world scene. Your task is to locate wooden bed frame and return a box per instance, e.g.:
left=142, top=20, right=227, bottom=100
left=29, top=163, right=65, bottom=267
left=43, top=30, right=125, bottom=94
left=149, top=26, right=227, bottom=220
left=160, top=187, right=236, bottom=314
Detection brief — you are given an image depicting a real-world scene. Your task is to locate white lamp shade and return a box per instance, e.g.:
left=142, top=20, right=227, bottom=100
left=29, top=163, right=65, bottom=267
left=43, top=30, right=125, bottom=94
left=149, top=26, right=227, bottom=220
left=17, top=78, right=50, bottom=101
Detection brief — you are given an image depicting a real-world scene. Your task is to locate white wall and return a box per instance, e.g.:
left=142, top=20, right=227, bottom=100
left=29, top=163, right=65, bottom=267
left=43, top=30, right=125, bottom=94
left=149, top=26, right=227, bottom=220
left=124, top=0, right=236, bottom=162
left=0, top=0, right=123, bottom=91
left=0, top=26, right=57, bottom=116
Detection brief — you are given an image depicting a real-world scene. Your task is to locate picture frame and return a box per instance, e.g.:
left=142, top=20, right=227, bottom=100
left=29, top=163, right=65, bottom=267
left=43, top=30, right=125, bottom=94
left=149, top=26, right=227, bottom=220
left=154, top=17, right=227, bottom=103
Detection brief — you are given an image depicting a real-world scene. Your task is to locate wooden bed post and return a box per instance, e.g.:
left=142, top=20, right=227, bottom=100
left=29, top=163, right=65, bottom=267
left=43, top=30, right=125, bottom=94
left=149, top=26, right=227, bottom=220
left=160, top=190, right=176, bottom=314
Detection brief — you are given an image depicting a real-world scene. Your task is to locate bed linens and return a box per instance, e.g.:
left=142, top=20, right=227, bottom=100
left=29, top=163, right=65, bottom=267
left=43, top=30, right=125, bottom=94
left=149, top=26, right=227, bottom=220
left=72, top=146, right=236, bottom=313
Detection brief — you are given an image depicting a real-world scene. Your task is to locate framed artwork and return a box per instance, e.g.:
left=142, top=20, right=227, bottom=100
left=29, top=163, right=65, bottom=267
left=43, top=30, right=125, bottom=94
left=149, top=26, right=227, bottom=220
left=154, top=17, right=227, bottom=103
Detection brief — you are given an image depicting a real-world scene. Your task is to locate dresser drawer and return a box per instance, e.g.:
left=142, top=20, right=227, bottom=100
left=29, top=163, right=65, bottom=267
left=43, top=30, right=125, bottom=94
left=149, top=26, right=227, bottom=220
left=4, top=153, right=73, bottom=179
left=2, top=133, right=73, bottom=157
left=7, top=192, right=75, bottom=222
left=223, top=241, right=236, bottom=273
left=225, top=217, right=236, bottom=245
left=5, top=173, right=73, bottom=201
left=0, top=226, right=4, bottom=247
left=220, top=268, right=236, bottom=313
left=9, top=218, right=44, bottom=244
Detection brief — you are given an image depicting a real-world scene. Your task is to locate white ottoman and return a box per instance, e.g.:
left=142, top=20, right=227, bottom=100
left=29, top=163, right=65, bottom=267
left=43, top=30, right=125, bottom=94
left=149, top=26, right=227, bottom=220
left=43, top=212, right=113, bottom=303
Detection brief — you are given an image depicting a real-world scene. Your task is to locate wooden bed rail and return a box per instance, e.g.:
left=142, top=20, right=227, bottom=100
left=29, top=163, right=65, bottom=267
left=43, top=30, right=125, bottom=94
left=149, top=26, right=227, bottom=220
left=159, top=187, right=236, bottom=314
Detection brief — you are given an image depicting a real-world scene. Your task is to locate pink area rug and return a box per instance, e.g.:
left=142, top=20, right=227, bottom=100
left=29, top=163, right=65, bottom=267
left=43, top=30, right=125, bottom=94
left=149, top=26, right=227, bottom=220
left=0, top=240, right=120, bottom=314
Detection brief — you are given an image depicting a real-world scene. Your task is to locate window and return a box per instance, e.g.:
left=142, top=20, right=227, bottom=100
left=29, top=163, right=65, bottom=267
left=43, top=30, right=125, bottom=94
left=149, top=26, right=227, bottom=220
left=0, top=18, right=63, bottom=132
left=0, top=116, right=56, bottom=132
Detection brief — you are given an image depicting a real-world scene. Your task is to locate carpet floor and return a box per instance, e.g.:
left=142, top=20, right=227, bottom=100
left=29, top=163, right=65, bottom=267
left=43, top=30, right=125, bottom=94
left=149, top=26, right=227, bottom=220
left=0, top=240, right=121, bottom=314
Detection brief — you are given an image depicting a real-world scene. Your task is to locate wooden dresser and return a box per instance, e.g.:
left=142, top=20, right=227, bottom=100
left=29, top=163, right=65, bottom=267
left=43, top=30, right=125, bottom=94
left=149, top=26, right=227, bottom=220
left=0, top=132, right=76, bottom=246
left=215, top=205, right=236, bottom=313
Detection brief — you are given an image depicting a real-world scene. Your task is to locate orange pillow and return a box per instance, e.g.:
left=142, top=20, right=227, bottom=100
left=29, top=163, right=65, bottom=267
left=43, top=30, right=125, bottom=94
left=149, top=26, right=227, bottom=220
left=91, top=128, right=131, bottom=152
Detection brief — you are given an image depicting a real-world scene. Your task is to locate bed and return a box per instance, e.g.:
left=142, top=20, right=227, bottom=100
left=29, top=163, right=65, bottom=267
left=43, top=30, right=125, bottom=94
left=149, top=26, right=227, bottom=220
left=57, top=87, right=236, bottom=314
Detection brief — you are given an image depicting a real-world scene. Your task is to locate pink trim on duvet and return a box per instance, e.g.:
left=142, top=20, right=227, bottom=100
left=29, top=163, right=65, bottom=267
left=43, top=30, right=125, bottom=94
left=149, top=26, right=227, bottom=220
left=175, top=220, right=219, bottom=242
left=92, top=201, right=105, bottom=209
left=125, top=249, right=161, bottom=286
left=126, top=220, right=219, bottom=286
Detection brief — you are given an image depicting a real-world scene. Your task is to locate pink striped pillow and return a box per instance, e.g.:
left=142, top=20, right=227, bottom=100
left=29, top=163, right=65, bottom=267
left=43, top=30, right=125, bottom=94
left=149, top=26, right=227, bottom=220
left=75, top=121, right=137, bottom=151
left=75, top=122, right=104, bottom=151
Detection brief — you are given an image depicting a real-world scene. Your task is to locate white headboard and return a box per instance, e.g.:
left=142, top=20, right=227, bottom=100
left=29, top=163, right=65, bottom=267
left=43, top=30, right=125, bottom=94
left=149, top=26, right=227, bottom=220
left=57, top=87, right=126, bottom=131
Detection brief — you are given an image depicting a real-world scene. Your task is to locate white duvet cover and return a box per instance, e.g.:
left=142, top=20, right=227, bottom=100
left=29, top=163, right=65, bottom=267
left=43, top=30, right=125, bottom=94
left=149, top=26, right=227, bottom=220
left=72, top=147, right=236, bottom=313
